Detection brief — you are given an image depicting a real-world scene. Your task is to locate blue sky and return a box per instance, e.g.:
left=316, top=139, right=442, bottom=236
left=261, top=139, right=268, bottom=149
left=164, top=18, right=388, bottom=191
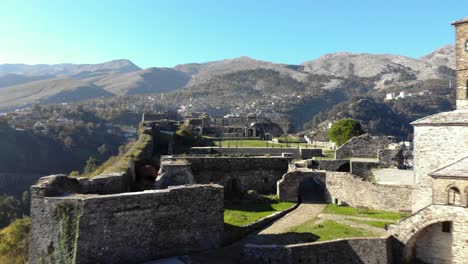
left=0, top=0, right=466, bottom=68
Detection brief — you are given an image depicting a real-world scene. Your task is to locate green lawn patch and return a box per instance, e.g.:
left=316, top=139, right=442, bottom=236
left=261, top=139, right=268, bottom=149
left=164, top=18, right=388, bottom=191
left=324, top=204, right=409, bottom=220
left=214, top=139, right=270, bottom=148
left=212, top=139, right=311, bottom=148
left=224, top=197, right=294, bottom=227
left=289, top=219, right=377, bottom=242
left=314, top=149, right=336, bottom=160
left=345, top=218, right=393, bottom=229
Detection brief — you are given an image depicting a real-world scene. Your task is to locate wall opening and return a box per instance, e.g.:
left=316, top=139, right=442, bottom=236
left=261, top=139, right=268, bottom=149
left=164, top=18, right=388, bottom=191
left=442, top=221, right=451, bottom=233
left=298, top=177, right=325, bottom=203
left=403, top=222, right=453, bottom=263
left=337, top=163, right=350, bottom=172
left=447, top=186, right=461, bottom=205
left=226, top=178, right=242, bottom=195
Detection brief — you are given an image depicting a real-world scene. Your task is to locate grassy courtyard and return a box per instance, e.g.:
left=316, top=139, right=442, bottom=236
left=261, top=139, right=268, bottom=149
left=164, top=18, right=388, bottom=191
left=224, top=195, right=294, bottom=227
left=323, top=204, right=409, bottom=220
left=212, top=139, right=311, bottom=148
left=283, top=205, right=408, bottom=243
left=288, top=219, right=377, bottom=242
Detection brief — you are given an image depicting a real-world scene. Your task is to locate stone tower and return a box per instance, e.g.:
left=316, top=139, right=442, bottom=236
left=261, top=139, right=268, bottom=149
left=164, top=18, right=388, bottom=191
left=452, top=18, right=468, bottom=110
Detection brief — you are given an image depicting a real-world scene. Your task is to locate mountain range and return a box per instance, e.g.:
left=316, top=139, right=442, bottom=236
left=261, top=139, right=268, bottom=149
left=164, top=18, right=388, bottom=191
left=0, top=45, right=455, bottom=112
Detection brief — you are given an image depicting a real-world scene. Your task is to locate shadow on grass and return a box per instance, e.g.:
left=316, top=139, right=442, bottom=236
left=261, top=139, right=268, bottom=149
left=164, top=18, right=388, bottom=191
left=224, top=202, right=276, bottom=212
left=247, top=232, right=320, bottom=245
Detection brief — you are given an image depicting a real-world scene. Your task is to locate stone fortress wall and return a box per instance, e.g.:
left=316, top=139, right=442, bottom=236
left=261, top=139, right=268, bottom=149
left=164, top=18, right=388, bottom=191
left=29, top=129, right=226, bottom=264
left=156, top=156, right=290, bottom=193
left=335, top=134, right=394, bottom=159
left=277, top=170, right=413, bottom=212
left=242, top=238, right=395, bottom=264
left=189, top=146, right=322, bottom=160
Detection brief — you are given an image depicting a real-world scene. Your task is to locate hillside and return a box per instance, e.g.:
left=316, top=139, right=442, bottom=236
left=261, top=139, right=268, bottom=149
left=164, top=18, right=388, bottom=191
left=0, top=45, right=456, bottom=134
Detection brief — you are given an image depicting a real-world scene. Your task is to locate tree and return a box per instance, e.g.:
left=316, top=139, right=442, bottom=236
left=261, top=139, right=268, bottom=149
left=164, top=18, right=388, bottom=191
left=97, top=144, right=107, bottom=155
left=0, top=195, right=20, bottom=229
left=328, top=118, right=365, bottom=146
left=0, top=217, right=31, bottom=264
left=83, top=156, right=99, bottom=175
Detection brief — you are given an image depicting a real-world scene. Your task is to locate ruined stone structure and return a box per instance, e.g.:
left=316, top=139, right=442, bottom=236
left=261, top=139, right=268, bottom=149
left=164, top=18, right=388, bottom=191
left=156, top=156, right=289, bottom=194
left=28, top=18, right=468, bottom=264
left=335, top=134, right=394, bottom=159
left=189, top=146, right=322, bottom=160
left=277, top=170, right=412, bottom=212
left=29, top=174, right=224, bottom=264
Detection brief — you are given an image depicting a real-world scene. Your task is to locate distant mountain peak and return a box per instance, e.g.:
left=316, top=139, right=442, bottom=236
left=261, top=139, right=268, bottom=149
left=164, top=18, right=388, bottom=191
left=420, top=44, right=455, bottom=68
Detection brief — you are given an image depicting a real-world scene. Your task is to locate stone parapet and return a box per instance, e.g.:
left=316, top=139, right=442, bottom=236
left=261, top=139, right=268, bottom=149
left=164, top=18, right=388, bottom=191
left=29, top=184, right=224, bottom=264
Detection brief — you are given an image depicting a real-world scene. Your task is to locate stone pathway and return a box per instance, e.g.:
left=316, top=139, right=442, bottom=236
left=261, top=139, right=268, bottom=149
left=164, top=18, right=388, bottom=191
left=247, top=202, right=326, bottom=244
left=189, top=201, right=325, bottom=263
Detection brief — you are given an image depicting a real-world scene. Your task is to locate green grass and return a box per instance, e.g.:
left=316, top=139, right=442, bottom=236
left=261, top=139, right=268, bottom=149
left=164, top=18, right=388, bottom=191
left=214, top=139, right=269, bottom=148
left=314, top=149, right=336, bottom=160
left=274, top=135, right=306, bottom=143
left=224, top=199, right=294, bottom=227
left=323, top=205, right=409, bottom=220
left=289, top=219, right=377, bottom=241
left=212, top=139, right=311, bottom=148
left=345, top=218, right=393, bottom=229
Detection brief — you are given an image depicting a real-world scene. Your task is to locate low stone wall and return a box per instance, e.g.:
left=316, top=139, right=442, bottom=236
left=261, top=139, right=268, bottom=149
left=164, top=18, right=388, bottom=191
left=29, top=181, right=224, bottom=264
left=326, top=172, right=413, bottom=212
left=241, top=238, right=393, bottom=264
left=188, top=147, right=322, bottom=160
left=314, top=159, right=350, bottom=172
left=336, top=134, right=392, bottom=159
left=161, top=156, right=290, bottom=194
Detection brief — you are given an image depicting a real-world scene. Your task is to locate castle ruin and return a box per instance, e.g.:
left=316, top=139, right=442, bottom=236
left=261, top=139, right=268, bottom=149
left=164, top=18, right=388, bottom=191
left=27, top=18, right=468, bottom=264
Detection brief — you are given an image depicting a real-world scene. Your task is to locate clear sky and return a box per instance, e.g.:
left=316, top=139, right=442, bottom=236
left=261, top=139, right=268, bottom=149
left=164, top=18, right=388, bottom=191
left=0, top=0, right=466, bottom=68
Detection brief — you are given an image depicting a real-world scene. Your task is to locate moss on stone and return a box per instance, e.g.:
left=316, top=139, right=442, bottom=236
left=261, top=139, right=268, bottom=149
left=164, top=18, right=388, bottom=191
left=55, top=202, right=81, bottom=264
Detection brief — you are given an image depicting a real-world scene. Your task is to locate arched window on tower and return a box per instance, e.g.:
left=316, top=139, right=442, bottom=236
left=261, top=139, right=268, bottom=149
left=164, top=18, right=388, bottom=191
left=448, top=186, right=461, bottom=205
left=465, top=40, right=468, bottom=51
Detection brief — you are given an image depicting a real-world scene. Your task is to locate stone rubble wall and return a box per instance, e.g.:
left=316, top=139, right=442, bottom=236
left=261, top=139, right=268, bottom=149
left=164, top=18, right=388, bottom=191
left=314, top=159, right=350, bottom=172
left=241, top=238, right=393, bottom=264
left=29, top=183, right=224, bottom=264
left=277, top=171, right=412, bottom=212
left=188, top=147, right=322, bottom=159
left=163, top=156, right=290, bottom=194
left=154, top=160, right=195, bottom=189
left=326, top=172, right=413, bottom=212
left=349, top=161, right=380, bottom=181
left=335, top=135, right=393, bottom=159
